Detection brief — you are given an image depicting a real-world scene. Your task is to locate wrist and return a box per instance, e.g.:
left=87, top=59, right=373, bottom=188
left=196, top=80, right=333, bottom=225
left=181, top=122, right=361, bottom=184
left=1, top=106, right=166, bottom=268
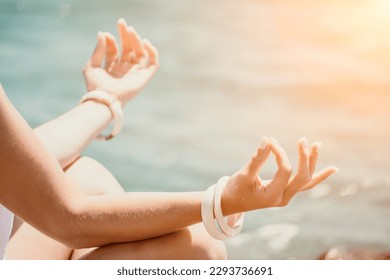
left=201, top=176, right=245, bottom=240
left=220, top=175, right=242, bottom=216
left=81, top=100, right=112, bottom=122
left=92, top=87, right=136, bottom=108
left=80, top=90, right=124, bottom=140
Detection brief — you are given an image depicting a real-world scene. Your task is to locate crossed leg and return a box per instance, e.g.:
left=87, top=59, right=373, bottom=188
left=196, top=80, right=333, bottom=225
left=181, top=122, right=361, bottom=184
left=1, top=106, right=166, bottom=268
left=6, top=157, right=227, bottom=260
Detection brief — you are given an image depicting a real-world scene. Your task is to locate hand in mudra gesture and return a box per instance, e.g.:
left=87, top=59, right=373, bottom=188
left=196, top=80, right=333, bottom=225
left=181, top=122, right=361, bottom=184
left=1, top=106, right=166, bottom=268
left=83, top=18, right=159, bottom=105
left=222, top=137, right=338, bottom=215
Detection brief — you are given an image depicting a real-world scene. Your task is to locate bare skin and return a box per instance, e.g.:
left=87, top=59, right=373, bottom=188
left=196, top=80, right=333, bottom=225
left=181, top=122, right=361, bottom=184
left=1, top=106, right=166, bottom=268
left=1, top=19, right=337, bottom=259
left=7, top=157, right=226, bottom=260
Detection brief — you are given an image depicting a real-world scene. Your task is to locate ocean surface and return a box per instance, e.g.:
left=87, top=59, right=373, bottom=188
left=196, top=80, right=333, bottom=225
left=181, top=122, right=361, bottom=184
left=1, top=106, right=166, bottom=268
left=0, top=0, right=389, bottom=259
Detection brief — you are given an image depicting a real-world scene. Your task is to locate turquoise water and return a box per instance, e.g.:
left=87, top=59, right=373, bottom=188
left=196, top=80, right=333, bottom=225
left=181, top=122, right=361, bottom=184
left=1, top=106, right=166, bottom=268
left=1, top=0, right=389, bottom=259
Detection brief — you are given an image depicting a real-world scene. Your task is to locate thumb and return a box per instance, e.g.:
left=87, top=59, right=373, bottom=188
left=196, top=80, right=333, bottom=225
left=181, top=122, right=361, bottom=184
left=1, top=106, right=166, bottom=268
left=242, top=136, right=271, bottom=177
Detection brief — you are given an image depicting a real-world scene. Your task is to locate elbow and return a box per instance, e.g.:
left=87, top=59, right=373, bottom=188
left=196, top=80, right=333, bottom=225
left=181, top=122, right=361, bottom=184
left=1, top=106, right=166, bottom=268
left=44, top=198, right=101, bottom=250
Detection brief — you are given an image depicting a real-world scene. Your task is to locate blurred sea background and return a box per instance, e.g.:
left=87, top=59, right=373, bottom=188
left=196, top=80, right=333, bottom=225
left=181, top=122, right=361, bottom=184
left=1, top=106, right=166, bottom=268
left=0, top=0, right=389, bottom=259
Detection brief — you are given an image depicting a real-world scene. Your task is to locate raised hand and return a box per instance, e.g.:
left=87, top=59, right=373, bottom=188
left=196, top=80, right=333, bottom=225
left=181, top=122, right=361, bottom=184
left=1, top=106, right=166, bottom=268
left=83, top=18, right=159, bottom=105
left=222, top=137, right=338, bottom=215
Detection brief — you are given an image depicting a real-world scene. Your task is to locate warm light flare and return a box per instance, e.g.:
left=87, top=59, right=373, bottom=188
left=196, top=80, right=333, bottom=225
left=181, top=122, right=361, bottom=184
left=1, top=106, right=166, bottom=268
left=373, top=0, right=390, bottom=20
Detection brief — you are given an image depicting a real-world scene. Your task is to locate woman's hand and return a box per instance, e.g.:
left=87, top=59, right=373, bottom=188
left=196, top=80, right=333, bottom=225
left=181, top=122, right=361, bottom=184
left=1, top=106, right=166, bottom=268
left=222, top=137, right=338, bottom=215
left=83, top=19, right=159, bottom=106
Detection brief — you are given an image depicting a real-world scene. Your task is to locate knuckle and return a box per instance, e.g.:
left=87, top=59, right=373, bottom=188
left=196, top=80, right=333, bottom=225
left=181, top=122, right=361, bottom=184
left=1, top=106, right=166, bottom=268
left=281, top=165, right=292, bottom=176
left=251, top=154, right=263, bottom=162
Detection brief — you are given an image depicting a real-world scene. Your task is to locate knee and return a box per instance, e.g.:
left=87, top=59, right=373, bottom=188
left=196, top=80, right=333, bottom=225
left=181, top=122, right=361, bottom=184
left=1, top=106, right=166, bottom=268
left=64, top=156, right=124, bottom=195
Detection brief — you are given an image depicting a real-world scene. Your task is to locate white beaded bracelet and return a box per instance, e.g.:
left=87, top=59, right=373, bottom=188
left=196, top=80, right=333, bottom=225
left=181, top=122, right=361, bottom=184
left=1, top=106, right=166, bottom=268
left=80, top=90, right=124, bottom=141
left=214, top=176, right=244, bottom=237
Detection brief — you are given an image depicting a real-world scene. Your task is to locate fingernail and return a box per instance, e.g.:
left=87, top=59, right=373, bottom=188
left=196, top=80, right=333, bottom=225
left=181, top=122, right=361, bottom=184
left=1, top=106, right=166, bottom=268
left=270, top=137, right=279, bottom=146
left=315, top=141, right=322, bottom=150
left=259, top=136, right=269, bottom=150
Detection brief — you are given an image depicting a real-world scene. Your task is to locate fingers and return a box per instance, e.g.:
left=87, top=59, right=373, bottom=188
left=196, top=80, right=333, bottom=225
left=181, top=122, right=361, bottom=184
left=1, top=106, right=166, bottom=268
left=301, top=166, right=339, bottom=191
left=117, top=18, right=133, bottom=62
left=127, top=27, right=146, bottom=63
left=117, top=19, right=145, bottom=63
left=297, top=137, right=309, bottom=175
left=243, top=136, right=336, bottom=208
left=86, top=31, right=107, bottom=68
left=269, top=137, right=292, bottom=188
left=242, top=136, right=271, bottom=178
left=281, top=138, right=310, bottom=202
left=289, top=139, right=321, bottom=187
left=104, top=32, right=119, bottom=70
left=294, top=139, right=322, bottom=185
left=309, top=141, right=321, bottom=176
left=143, top=39, right=159, bottom=68
left=98, top=19, right=158, bottom=71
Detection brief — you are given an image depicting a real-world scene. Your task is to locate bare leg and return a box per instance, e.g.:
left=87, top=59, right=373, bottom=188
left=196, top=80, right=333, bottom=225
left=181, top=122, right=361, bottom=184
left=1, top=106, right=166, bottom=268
left=6, top=157, right=123, bottom=259
left=6, top=157, right=227, bottom=260
left=73, top=223, right=226, bottom=260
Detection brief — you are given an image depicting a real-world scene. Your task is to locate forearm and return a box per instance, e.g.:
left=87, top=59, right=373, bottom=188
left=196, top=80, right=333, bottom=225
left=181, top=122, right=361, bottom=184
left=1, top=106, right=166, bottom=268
left=57, top=191, right=204, bottom=249
left=33, top=101, right=112, bottom=169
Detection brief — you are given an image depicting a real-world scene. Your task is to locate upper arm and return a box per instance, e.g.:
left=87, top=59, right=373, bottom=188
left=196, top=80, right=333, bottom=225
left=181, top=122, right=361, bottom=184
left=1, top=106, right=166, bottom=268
left=0, top=86, right=80, bottom=242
